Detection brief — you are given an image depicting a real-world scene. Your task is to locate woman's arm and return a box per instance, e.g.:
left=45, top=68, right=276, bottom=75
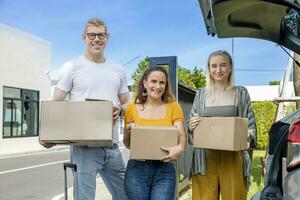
left=123, top=123, right=134, bottom=149
left=246, top=103, right=257, bottom=149
left=238, top=87, right=257, bottom=149
left=161, top=120, right=186, bottom=162
left=123, top=103, right=134, bottom=149
left=175, top=120, right=186, bottom=151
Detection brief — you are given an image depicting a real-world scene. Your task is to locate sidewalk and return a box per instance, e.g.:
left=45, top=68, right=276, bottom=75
left=62, top=176, right=112, bottom=200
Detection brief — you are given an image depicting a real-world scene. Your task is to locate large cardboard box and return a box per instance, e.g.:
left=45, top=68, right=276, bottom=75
left=130, top=126, right=178, bottom=160
left=193, top=117, right=248, bottom=151
left=40, top=101, right=115, bottom=146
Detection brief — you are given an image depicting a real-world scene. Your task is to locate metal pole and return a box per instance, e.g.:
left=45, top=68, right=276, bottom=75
left=64, top=165, right=68, bottom=200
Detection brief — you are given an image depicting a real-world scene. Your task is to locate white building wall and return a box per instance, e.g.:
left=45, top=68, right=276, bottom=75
left=245, top=85, right=280, bottom=102
left=0, top=23, right=52, bottom=155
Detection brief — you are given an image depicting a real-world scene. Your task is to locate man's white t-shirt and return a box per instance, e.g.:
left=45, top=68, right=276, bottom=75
left=56, top=55, right=129, bottom=144
left=56, top=55, right=129, bottom=104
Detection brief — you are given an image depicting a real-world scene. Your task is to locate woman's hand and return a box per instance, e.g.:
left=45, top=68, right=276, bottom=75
left=123, top=121, right=134, bottom=149
left=247, top=133, right=251, bottom=149
left=160, top=145, right=184, bottom=163
left=188, top=116, right=201, bottom=132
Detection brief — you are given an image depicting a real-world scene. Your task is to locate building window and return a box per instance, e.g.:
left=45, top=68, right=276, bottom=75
left=3, top=86, right=39, bottom=138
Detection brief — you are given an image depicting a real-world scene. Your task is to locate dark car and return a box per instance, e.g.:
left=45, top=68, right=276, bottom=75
left=197, top=0, right=300, bottom=199
left=253, top=111, right=300, bottom=200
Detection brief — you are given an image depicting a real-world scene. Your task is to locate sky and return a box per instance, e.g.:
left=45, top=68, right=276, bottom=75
left=0, top=0, right=290, bottom=86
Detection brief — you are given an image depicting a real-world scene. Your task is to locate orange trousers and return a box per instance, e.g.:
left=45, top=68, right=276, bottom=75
left=192, top=150, right=247, bottom=200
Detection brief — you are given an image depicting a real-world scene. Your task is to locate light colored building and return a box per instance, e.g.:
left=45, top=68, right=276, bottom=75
left=245, top=83, right=295, bottom=102
left=0, top=23, right=51, bottom=155
left=245, top=85, right=280, bottom=102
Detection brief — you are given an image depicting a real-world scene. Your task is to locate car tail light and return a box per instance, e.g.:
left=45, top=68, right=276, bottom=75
left=287, top=121, right=300, bottom=143
left=287, top=120, right=300, bottom=172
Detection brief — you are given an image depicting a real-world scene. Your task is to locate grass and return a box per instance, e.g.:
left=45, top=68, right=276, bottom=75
left=247, top=150, right=265, bottom=199
left=181, top=150, right=266, bottom=200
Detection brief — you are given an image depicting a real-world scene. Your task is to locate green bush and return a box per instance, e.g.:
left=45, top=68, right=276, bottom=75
left=252, top=101, right=276, bottom=150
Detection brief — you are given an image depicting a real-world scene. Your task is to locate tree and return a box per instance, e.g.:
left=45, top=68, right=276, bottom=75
left=269, top=80, right=280, bottom=85
left=190, top=67, right=206, bottom=89
left=131, top=57, right=206, bottom=93
left=178, top=66, right=206, bottom=89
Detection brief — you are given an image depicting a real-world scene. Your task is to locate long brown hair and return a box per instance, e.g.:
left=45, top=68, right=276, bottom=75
left=134, top=66, right=175, bottom=104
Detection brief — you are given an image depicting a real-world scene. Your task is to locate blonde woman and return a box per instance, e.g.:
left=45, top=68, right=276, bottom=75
left=188, top=50, right=257, bottom=200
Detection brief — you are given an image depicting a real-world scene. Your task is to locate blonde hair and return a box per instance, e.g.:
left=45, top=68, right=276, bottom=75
left=205, top=50, right=235, bottom=100
left=83, top=18, right=107, bottom=35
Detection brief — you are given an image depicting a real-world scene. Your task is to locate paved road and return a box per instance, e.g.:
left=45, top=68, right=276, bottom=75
left=0, top=146, right=129, bottom=200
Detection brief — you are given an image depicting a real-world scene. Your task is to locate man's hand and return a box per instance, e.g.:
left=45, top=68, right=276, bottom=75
left=112, top=105, right=121, bottom=123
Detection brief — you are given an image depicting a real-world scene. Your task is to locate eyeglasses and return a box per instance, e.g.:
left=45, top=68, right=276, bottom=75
left=86, top=32, right=107, bottom=40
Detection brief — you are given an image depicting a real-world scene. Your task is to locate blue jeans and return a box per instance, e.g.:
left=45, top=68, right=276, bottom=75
left=124, top=160, right=176, bottom=200
left=71, top=144, right=128, bottom=200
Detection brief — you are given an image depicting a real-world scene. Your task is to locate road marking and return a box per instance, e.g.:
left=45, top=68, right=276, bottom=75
left=52, top=187, right=73, bottom=200
left=0, top=160, right=69, bottom=175
left=0, top=149, right=69, bottom=160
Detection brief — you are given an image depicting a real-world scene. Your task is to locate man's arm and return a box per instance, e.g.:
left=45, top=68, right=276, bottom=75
left=119, top=92, right=130, bottom=105
left=112, top=92, right=130, bottom=122
left=118, top=92, right=130, bottom=114
left=52, top=87, right=68, bottom=101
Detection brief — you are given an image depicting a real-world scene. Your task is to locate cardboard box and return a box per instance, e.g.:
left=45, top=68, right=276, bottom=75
left=130, top=126, right=178, bottom=160
left=193, top=117, right=248, bottom=151
left=40, top=100, right=115, bottom=146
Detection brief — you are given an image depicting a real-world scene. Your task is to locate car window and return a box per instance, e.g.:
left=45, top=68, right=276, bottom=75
left=284, top=9, right=300, bottom=37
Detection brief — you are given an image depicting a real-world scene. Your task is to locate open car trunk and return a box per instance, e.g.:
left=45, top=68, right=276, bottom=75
left=199, top=0, right=300, bottom=54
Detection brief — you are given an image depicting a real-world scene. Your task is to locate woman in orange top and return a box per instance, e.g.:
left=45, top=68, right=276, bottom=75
left=123, top=66, right=186, bottom=200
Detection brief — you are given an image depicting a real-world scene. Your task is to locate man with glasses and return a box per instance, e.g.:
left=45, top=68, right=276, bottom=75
left=41, top=18, right=129, bottom=200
